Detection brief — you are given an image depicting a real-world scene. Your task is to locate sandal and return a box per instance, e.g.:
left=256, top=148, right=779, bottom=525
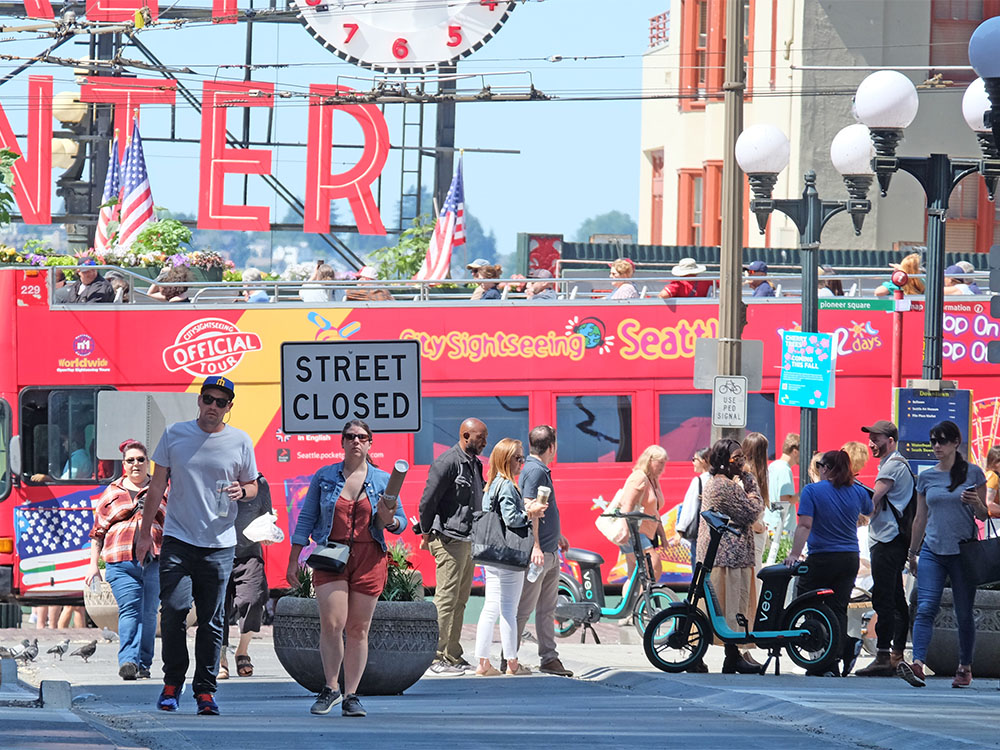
left=218, top=659, right=229, bottom=680
left=236, top=654, right=254, bottom=677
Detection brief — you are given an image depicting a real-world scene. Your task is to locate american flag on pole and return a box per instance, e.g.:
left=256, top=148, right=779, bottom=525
left=93, top=133, right=121, bottom=254
left=415, top=154, right=464, bottom=280
left=116, top=117, right=155, bottom=249
left=15, top=491, right=96, bottom=593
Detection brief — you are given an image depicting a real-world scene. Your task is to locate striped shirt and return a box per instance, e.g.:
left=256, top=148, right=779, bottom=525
left=89, top=478, right=166, bottom=563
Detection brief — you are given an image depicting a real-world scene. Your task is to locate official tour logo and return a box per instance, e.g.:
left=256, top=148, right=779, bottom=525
left=162, top=318, right=263, bottom=377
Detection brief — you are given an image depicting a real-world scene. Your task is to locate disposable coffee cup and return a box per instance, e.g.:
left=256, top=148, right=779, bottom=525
left=536, top=486, right=551, bottom=505
left=216, top=480, right=231, bottom=518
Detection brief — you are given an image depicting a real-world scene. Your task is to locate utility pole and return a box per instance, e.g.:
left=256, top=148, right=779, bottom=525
left=712, top=0, right=746, bottom=444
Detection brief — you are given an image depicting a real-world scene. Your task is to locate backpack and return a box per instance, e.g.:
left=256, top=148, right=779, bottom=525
left=885, top=456, right=917, bottom=543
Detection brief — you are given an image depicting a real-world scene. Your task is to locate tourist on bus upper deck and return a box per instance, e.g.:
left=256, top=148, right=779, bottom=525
left=148, top=265, right=192, bottom=303
left=299, top=263, right=338, bottom=303
left=525, top=268, right=557, bottom=301
left=287, top=419, right=407, bottom=717
left=53, top=268, right=73, bottom=303
left=467, top=258, right=491, bottom=300
left=944, top=265, right=975, bottom=296
left=473, top=264, right=502, bottom=300
left=85, top=439, right=167, bottom=681
left=606, top=257, right=638, bottom=299
left=874, top=252, right=925, bottom=297
left=659, top=257, right=711, bottom=299
left=955, top=261, right=982, bottom=294
left=345, top=265, right=394, bottom=302
left=698, top=438, right=764, bottom=674
left=785, top=449, right=873, bottom=676
left=616, top=445, right=668, bottom=588
left=241, top=267, right=271, bottom=303
left=66, top=259, right=115, bottom=304
left=897, top=420, right=987, bottom=689
left=742, top=260, right=774, bottom=297
left=817, top=265, right=845, bottom=297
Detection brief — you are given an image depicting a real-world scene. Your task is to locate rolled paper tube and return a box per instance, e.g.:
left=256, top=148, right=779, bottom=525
left=384, top=459, right=408, bottom=499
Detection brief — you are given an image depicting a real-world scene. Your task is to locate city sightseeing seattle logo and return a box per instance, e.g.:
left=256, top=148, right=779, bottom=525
left=162, top=318, right=263, bottom=378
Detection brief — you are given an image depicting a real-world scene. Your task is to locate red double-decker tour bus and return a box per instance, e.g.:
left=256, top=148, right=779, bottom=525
left=0, top=266, right=997, bottom=604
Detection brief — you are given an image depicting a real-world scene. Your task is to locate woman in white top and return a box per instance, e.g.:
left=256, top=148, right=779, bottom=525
left=676, top=448, right=710, bottom=544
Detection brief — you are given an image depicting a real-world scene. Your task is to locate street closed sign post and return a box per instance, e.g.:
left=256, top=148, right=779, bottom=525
left=281, top=340, right=421, bottom=433
left=712, top=375, right=748, bottom=428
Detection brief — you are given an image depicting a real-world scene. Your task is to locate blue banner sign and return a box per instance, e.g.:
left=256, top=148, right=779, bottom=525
left=777, top=331, right=836, bottom=409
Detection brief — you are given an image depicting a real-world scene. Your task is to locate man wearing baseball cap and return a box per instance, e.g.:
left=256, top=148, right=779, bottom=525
left=136, top=376, right=259, bottom=715
left=855, top=419, right=915, bottom=677
left=743, top=260, right=774, bottom=297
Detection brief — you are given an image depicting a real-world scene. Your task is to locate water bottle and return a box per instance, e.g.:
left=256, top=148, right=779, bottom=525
left=526, top=561, right=543, bottom=583
left=89, top=576, right=100, bottom=593
left=216, top=480, right=231, bottom=518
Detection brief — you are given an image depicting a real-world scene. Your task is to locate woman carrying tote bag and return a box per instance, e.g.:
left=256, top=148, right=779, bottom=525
left=473, top=438, right=545, bottom=676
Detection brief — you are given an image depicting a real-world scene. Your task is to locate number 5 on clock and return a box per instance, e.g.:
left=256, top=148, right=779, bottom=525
left=343, top=23, right=359, bottom=43
left=447, top=25, right=462, bottom=47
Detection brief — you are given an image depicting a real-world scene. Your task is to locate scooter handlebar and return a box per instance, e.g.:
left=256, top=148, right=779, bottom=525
left=599, top=510, right=658, bottom=522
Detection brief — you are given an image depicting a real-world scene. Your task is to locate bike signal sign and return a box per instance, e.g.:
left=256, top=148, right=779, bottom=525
left=712, top=376, right=748, bottom=428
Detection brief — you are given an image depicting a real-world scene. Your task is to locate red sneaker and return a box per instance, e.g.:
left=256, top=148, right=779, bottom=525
left=897, top=661, right=926, bottom=688
left=952, top=668, right=973, bottom=688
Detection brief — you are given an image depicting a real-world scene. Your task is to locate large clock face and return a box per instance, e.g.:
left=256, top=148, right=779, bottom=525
left=293, top=0, right=517, bottom=74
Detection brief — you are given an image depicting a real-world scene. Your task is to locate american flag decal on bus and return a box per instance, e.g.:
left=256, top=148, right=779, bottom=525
left=15, top=492, right=96, bottom=592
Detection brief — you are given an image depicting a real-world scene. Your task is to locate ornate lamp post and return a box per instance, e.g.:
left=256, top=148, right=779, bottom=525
left=854, top=60, right=1000, bottom=383
left=735, top=123, right=873, bottom=486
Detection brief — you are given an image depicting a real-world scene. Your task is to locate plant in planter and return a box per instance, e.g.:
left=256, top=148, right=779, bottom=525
left=272, top=541, right=438, bottom=696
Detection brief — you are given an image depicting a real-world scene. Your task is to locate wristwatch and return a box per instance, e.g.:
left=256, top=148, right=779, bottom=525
left=240, top=486, right=247, bottom=500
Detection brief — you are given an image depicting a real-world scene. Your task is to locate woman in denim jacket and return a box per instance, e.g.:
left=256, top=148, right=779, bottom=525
left=286, top=420, right=407, bottom=718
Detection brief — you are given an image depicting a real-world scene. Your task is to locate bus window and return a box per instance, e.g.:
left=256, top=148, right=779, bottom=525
left=0, top=398, right=10, bottom=500
left=20, top=387, right=115, bottom=484
left=414, top=396, right=529, bottom=465
left=657, top=393, right=777, bottom=461
left=556, top=395, right=633, bottom=463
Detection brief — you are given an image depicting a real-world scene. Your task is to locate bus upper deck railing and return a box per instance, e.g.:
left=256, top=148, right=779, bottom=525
left=29, top=265, right=996, bottom=307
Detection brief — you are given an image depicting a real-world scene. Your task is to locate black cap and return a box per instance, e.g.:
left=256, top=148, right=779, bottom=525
left=861, top=420, right=898, bottom=441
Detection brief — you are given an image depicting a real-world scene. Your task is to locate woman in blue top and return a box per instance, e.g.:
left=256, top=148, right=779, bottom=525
left=786, top=449, right=873, bottom=676
left=473, top=438, right=545, bottom=676
left=898, top=420, right=987, bottom=689
left=286, top=420, right=407, bottom=718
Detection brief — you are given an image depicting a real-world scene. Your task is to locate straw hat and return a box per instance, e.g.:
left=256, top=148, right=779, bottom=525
left=671, top=257, right=707, bottom=277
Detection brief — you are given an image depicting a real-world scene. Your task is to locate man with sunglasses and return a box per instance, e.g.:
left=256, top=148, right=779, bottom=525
left=136, top=376, right=258, bottom=715
left=855, top=419, right=915, bottom=677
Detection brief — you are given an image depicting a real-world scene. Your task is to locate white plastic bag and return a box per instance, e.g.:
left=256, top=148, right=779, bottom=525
left=243, top=512, right=284, bottom=544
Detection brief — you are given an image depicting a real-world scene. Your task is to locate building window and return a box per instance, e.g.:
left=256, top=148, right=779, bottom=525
left=703, top=160, right=723, bottom=246
left=678, top=163, right=723, bottom=246
left=413, top=395, right=529, bottom=465
left=658, top=393, right=776, bottom=462
left=555, top=395, right=633, bottom=463
left=680, top=0, right=754, bottom=110
left=651, top=150, right=664, bottom=245
left=945, top=175, right=997, bottom=254
left=931, top=1, right=1000, bottom=83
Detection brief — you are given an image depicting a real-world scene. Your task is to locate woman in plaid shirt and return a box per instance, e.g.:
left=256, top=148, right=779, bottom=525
left=85, top=439, right=167, bottom=681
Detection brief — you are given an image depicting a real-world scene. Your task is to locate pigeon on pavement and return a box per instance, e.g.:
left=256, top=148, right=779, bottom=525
left=47, top=639, right=71, bottom=660
left=70, top=640, right=98, bottom=663
left=15, top=639, right=38, bottom=662
left=100, top=627, right=118, bottom=643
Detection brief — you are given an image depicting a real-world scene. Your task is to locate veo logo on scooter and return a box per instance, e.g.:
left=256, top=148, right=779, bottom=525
left=758, top=589, right=773, bottom=623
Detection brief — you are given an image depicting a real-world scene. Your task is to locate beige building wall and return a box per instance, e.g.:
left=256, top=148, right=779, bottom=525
left=640, top=0, right=988, bottom=254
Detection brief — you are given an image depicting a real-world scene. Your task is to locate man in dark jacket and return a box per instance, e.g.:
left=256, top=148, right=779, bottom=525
left=66, top=262, right=115, bottom=304
left=418, top=418, right=487, bottom=674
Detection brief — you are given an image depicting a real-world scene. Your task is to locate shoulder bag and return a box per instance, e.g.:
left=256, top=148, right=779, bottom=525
left=595, top=488, right=630, bottom=546
left=680, top=478, right=702, bottom=543
left=306, top=484, right=362, bottom=575
left=959, top=518, right=1000, bottom=586
left=471, top=482, right=532, bottom=571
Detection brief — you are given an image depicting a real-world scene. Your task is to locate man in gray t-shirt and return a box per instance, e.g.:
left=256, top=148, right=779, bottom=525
left=855, top=420, right=914, bottom=677
left=136, top=376, right=258, bottom=715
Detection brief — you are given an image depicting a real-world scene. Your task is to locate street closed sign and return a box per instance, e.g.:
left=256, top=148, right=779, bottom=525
left=280, top=340, right=421, bottom=433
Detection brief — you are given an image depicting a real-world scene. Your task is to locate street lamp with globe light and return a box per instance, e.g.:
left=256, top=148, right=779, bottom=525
left=854, top=55, right=1000, bottom=381
left=735, top=122, right=873, bottom=486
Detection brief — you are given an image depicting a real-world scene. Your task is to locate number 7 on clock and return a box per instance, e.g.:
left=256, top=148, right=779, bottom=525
left=343, top=23, right=359, bottom=43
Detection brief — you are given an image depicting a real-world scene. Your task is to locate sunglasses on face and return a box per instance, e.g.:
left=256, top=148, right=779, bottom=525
left=344, top=433, right=370, bottom=443
left=514, top=455, right=525, bottom=463
left=201, top=394, right=230, bottom=408
left=929, top=437, right=952, bottom=446
left=124, top=457, right=147, bottom=464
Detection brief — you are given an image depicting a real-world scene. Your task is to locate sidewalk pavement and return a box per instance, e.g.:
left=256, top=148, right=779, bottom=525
left=1, top=623, right=997, bottom=750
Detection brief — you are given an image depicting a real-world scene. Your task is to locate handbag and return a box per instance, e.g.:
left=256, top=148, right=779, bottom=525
left=595, top=489, right=629, bottom=546
left=959, top=519, right=1000, bottom=586
left=471, top=482, right=532, bottom=571
left=680, top=478, right=701, bottom=543
left=306, top=541, right=351, bottom=574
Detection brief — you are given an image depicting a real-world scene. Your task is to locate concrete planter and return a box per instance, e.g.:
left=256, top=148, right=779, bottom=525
left=84, top=579, right=194, bottom=635
left=272, top=596, right=438, bottom=696
left=925, top=588, right=1000, bottom=678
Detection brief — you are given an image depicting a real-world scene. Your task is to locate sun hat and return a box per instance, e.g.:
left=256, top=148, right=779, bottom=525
left=358, top=265, right=379, bottom=280
left=672, top=257, right=707, bottom=277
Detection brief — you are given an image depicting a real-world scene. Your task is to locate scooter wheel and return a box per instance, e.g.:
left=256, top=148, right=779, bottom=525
left=783, top=601, right=842, bottom=674
left=642, top=605, right=709, bottom=673
left=554, top=575, right=581, bottom=638
left=633, top=586, right=679, bottom=640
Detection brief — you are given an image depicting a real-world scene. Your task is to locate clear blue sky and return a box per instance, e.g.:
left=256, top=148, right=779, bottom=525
left=0, top=0, right=665, bottom=258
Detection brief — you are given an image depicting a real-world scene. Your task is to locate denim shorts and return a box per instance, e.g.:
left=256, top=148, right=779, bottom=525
left=619, top=534, right=654, bottom=555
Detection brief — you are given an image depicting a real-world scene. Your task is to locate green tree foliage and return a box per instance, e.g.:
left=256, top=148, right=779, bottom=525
left=369, top=215, right=434, bottom=279
left=574, top=210, right=637, bottom=242
left=0, top=149, right=19, bottom=225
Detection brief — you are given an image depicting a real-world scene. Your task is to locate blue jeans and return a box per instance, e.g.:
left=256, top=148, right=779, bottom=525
left=159, top=537, right=234, bottom=694
left=911, top=548, right=977, bottom=665
left=105, top=559, right=160, bottom=669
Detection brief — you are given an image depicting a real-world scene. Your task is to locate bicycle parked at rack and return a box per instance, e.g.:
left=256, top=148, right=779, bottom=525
left=643, top=509, right=841, bottom=675
left=555, top=510, right=678, bottom=643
